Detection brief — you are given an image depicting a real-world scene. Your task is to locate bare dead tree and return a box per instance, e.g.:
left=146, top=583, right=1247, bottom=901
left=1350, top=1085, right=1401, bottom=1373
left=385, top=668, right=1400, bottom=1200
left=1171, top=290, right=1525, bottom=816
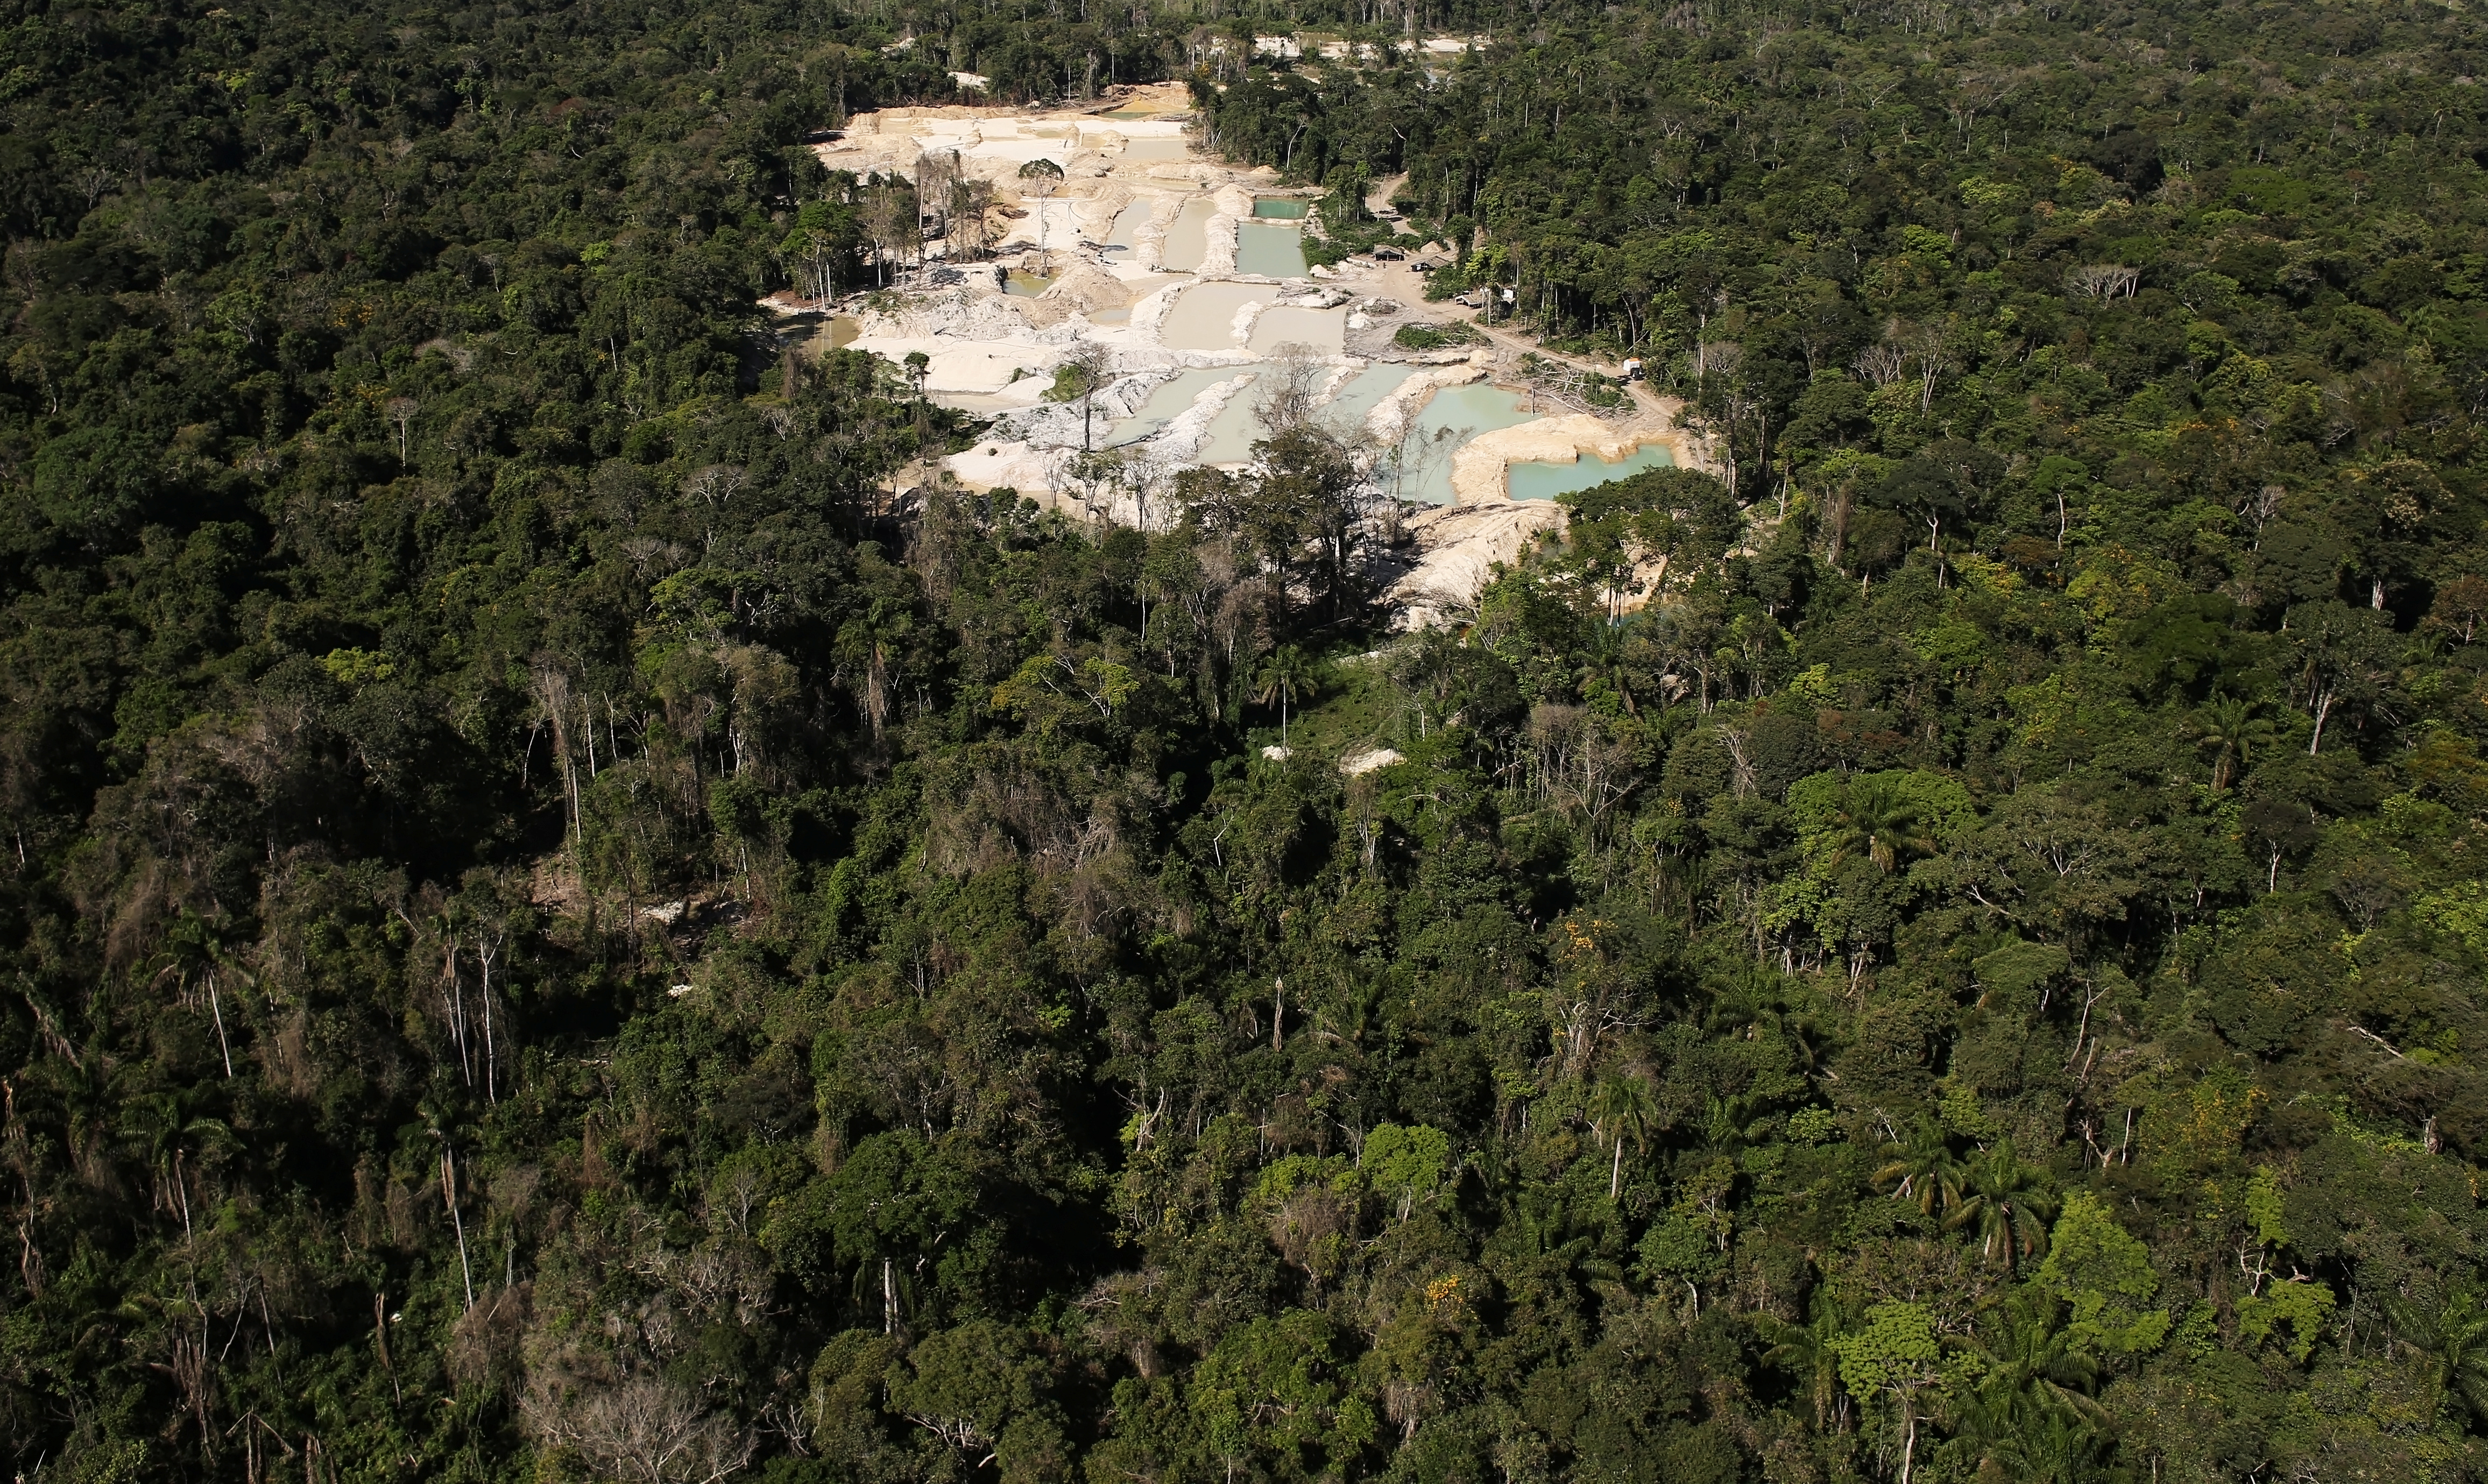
left=475, top=918, right=505, bottom=1104
left=1853, top=336, right=1907, bottom=388
left=1254, top=341, right=1331, bottom=435
left=2065, top=263, right=2141, bottom=301
left=949, top=178, right=996, bottom=262
left=1906, top=319, right=1958, bottom=413
left=384, top=397, right=420, bottom=465
left=72, top=163, right=118, bottom=210
left=531, top=662, right=583, bottom=849
left=683, top=464, right=747, bottom=507
left=914, top=149, right=960, bottom=242
left=526, top=1374, right=755, bottom=1484
left=442, top=1147, right=475, bottom=1312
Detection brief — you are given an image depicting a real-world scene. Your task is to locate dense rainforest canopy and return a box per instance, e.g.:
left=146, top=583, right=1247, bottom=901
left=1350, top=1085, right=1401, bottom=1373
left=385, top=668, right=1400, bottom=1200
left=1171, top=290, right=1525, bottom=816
left=3, top=0, right=2488, bottom=1481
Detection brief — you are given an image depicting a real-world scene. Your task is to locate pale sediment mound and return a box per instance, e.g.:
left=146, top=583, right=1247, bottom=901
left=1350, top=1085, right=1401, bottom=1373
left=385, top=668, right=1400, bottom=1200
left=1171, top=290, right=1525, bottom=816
left=1122, top=280, right=1189, bottom=342
left=1340, top=747, right=1404, bottom=775
left=1198, top=211, right=1241, bottom=279
left=949, top=440, right=1064, bottom=495
left=1023, top=262, right=1133, bottom=325
left=994, top=198, right=1087, bottom=253
left=835, top=288, right=1064, bottom=400
left=1023, top=377, right=1160, bottom=442
left=944, top=365, right=1177, bottom=496
left=1142, top=161, right=1227, bottom=188
left=1073, top=184, right=1132, bottom=242
left=1386, top=500, right=1568, bottom=628
left=851, top=287, right=1041, bottom=343
left=1128, top=197, right=1179, bottom=271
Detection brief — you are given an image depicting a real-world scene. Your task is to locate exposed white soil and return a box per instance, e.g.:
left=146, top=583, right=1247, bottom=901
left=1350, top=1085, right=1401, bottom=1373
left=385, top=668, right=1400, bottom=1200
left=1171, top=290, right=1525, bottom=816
left=1383, top=501, right=1568, bottom=628
left=790, top=81, right=1719, bottom=624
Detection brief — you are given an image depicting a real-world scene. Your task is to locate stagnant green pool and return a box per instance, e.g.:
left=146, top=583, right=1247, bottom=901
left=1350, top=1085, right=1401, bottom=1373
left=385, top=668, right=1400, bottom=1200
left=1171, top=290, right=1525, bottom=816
left=1504, top=442, right=1674, bottom=500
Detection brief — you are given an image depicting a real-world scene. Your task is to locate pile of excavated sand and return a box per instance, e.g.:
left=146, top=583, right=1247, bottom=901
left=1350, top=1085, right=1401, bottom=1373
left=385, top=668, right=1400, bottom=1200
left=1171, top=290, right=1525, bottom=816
left=833, top=289, right=1069, bottom=399
left=826, top=101, right=1196, bottom=185
left=1384, top=501, right=1569, bottom=629
left=1028, top=260, right=1133, bottom=322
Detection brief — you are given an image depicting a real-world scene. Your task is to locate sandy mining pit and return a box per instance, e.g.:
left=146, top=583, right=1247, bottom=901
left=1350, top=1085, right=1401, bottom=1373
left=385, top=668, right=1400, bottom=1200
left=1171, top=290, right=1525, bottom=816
left=789, top=81, right=1712, bottom=624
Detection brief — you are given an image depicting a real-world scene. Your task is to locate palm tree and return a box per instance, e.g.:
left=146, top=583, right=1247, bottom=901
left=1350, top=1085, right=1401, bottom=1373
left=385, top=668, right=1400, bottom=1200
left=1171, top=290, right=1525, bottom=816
left=1757, top=1301, right=1857, bottom=1432
left=1973, top=1291, right=2103, bottom=1417
left=1949, top=1293, right=2108, bottom=1483
left=2388, top=1287, right=2488, bottom=1425
left=146, top=909, right=246, bottom=1078
left=1703, top=1090, right=1773, bottom=1150
left=1945, top=1388, right=2105, bottom=1484
left=2190, top=695, right=2277, bottom=791
left=1874, top=1120, right=1967, bottom=1217
left=1577, top=620, right=1639, bottom=714
left=125, top=1087, right=232, bottom=1240
left=1830, top=775, right=1932, bottom=874
left=1778, top=1008, right=1831, bottom=1079
left=1703, top=972, right=1831, bottom=1080
left=2001, top=1406, right=2109, bottom=1484
left=1701, top=968, right=1779, bottom=1037
left=1587, top=1074, right=1659, bottom=1198
left=1254, top=646, right=1316, bottom=747
left=1945, top=1140, right=2057, bottom=1272
left=30, top=1045, right=125, bottom=1192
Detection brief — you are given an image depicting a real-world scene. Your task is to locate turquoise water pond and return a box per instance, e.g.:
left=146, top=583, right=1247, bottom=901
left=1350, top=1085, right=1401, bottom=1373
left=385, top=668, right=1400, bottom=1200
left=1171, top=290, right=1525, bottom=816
left=1395, top=383, right=1533, bottom=505
left=1505, top=443, right=1674, bottom=500
left=1252, top=198, right=1310, bottom=218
